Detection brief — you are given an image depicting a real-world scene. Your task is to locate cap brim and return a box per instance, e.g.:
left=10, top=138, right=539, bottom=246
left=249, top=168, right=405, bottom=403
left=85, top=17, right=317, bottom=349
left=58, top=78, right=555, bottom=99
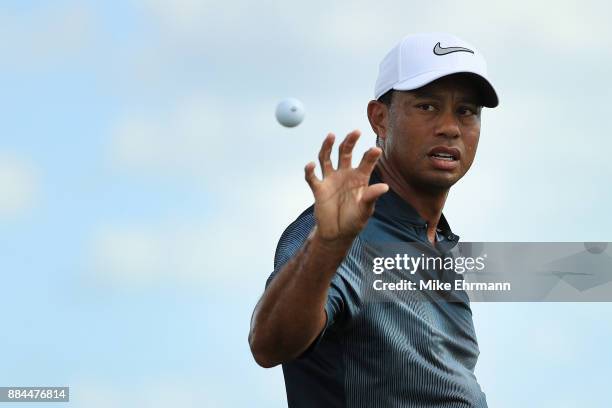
left=392, top=70, right=499, bottom=108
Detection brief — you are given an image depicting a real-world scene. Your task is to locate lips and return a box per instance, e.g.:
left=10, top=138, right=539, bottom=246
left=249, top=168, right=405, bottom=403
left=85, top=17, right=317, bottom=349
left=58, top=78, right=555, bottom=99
left=428, top=146, right=461, bottom=161
left=427, top=146, right=461, bottom=171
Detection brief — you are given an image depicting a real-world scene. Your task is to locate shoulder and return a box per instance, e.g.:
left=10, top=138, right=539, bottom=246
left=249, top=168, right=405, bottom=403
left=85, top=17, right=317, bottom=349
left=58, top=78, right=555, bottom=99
left=274, top=205, right=315, bottom=269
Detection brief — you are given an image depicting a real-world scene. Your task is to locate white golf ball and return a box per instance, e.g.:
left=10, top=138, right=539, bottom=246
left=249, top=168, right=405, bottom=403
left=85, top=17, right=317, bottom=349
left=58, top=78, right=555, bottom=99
left=275, top=98, right=305, bottom=127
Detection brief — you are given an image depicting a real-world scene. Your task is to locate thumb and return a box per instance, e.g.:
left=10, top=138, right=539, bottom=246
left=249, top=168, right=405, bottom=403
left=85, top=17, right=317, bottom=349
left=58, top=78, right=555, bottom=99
left=361, top=183, right=389, bottom=209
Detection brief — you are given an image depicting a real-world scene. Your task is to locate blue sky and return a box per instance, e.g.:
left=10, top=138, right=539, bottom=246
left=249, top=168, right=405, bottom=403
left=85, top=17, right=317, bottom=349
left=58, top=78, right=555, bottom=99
left=1, top=1, right=611, bottom=406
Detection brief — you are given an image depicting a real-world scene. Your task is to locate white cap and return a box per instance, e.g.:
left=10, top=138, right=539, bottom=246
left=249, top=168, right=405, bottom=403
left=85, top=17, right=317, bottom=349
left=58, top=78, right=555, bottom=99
left=374, top=32, right=499, bottom=107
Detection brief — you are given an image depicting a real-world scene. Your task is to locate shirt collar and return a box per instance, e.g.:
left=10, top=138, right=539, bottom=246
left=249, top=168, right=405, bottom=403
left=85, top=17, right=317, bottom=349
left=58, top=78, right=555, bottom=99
left=370, top=167, right=457, bottom=241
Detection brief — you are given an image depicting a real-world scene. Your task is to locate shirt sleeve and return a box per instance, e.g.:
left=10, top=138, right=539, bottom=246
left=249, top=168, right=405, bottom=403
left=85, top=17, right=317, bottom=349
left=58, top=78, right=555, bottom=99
left=265, top=206, right=363, bottom=359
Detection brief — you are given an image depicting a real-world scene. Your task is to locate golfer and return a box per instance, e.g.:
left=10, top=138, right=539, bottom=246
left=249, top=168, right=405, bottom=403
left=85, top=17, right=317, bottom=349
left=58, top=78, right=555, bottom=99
left=249, top=32, right=499, bottom=407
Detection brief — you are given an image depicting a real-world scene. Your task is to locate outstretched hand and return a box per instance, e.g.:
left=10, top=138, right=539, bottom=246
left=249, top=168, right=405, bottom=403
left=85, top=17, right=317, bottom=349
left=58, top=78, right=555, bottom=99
left=304, top=130, right=389, bottom=246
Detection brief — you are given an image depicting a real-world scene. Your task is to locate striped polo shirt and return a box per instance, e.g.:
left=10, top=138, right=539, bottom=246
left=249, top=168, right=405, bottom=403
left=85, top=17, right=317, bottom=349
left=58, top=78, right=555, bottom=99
left=265, top=169, right=488, bottom=407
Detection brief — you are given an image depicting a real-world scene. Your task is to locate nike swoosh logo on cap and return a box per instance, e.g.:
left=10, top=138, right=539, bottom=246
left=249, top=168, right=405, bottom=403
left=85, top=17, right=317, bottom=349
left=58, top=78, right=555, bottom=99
left=433, top=42, right=474, bottom=56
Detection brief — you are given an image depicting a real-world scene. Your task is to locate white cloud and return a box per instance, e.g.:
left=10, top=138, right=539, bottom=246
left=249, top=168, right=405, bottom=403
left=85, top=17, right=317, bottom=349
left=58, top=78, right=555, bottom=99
left=0, top=153, right=39, bottom=218
left=73, top=379, right=228, bottom=408
left=0, top=3, right=94, bottom=69
left=103, top=90, right=345, bottom=290
left=87, top=170, right=313, bottom=290
left=108, top=95, right=226, bottom=177
left=108, top=85, right=381, bottom=179
left=138, top=0, right=243, bottom=39
left=90, top=225, right=166, bottom=285
left=135, top=0, right=612, bottom=55
left=73, top=383, right=124, bottom=408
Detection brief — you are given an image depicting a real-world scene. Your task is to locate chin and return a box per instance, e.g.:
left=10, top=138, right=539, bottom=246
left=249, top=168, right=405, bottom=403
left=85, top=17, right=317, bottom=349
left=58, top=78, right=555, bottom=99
left=416, top=172, right=462, bottom=192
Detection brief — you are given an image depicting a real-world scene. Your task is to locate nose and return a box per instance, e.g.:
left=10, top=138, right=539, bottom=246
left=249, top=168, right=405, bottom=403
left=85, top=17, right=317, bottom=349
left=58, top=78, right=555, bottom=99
left=435, top=108, right=460, bottom=139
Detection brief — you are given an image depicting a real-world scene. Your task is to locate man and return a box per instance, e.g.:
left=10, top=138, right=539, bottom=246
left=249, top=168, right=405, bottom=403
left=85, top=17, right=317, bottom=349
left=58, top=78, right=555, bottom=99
left=249, top=32, right=499, bottom=407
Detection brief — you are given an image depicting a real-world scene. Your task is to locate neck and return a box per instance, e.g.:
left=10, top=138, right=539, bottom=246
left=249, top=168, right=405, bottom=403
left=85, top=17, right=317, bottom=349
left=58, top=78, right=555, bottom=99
left=376, top=159, right=449, bottom=244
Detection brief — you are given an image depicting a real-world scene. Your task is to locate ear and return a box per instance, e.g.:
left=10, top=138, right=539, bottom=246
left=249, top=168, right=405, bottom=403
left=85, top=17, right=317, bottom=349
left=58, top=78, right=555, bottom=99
left=367, top=100, right=390, bottom=143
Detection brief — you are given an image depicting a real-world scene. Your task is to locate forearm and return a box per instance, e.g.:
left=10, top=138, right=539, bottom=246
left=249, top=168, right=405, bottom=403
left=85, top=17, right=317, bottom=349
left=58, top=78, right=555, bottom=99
left=248, top=227, right=353, bottom=368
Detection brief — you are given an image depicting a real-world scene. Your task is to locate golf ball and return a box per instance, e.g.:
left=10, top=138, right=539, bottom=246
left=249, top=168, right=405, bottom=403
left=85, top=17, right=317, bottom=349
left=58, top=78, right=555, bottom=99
left=584, top=242, right=608, bottom=254
left=275, top=98, right=305, bottom=127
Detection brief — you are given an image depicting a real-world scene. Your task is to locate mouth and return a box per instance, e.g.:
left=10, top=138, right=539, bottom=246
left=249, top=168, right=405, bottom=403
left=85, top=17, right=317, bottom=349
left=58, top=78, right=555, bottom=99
left=427, top=146, right=461, bottom=170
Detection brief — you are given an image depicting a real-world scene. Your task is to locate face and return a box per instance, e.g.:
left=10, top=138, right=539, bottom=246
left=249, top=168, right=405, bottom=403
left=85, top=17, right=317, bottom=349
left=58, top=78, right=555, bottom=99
left=368, top=74, right=483, bottom=192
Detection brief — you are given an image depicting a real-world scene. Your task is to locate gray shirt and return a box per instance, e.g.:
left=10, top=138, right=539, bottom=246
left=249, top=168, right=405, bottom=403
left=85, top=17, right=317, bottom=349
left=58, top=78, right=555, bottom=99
left=266, top=170, right=488, bottom=407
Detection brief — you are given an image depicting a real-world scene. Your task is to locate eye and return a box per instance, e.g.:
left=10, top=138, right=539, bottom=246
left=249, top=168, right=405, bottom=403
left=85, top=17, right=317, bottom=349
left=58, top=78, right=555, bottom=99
left=458, top=106, right=478, bottom=116
left=416, top=104, right=436, bottom=112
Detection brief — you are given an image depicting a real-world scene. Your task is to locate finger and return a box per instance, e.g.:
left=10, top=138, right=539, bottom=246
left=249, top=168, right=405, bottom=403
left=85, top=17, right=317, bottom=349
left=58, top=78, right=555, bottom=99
left=304, top=161, right=320, bottom=192
left=357, top=147, right=383, bottom=176
left=337, top=129, right=361, bottom=169
left=318, top=133, right=335, bottom=177
left=361, top=183, right=389, bottom=209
